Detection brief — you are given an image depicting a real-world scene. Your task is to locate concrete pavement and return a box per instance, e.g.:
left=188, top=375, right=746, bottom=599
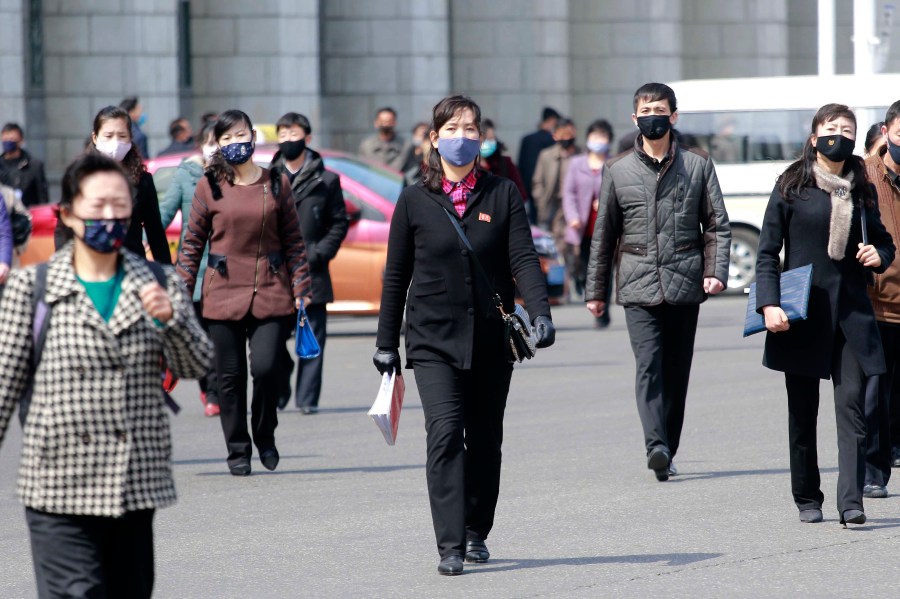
left=1, top=297, right=899, bottom=598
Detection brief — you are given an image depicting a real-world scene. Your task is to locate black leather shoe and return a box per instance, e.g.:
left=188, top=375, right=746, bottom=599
left=799, top=508, right=823, bottom=523
left=260, top=448, right=280, bottom=471
left=841, top=509, right=866, bottom=525
left=647, top=447, right=671, bottom=481
left=864, top=484, right=888, bottom=499
left=437, top=555, right=464, bottom=576
left=465, top=540, right=490, bottom=563
left=229, top=461, right=251, bottom=476
left=277, top=394, right=290, bottom=411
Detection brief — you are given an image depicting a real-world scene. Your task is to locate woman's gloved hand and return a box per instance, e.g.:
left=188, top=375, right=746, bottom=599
left=532, top=316, right=556, bottom=348
left=373, top=347, right=402, bottom=375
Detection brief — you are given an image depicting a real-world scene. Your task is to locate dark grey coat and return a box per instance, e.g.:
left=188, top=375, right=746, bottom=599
left=586, top=137, right=731, bottom=306
left=756, top=183, right=895, bottom=379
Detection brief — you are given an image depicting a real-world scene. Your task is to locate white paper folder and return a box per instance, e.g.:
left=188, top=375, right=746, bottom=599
left=368, top=372, right=405, bottom=445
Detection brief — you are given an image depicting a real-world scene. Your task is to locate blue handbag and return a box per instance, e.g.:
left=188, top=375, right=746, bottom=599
left=743, top=264, right=813, bottom=337
left=295, top=301, right=321, bottom=359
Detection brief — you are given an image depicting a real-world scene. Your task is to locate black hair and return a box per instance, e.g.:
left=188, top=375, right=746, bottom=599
left=56, top=153, right=132, bottom=243
left=1, top=122, right=23, bottom=136
left=169, top=118, right=188, bottom=139
left=423, top=95, right=482, bottom=193
left=886, top=100, right=900, bottom=129
left=119, top=96, right=139, bottom=113
left=865, top=121, right=886, bottom=153
left=205, top=109, right=254, bottom=199
left=777, top=103, right=874, bottom=207
left=89, top=105, right=145, bottom=184
left=633, top=82, right=677, bottom=113
left=276, top=112, right=312, bottom=136
left=554, top=118, right=575, bottom=133
left=586, top=119, right=615, bottom=143
left=200, top=112, right=218, bottom=126
left=195, top=121, right=217, bottom=151
left=411, top=121, right=430, bottom=135
left=541, top=107, right=561, bottom=122
left=375, top=106, right=397, bottom=119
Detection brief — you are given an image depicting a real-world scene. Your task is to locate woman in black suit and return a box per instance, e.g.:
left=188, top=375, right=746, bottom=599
left=756, top=103, right=895, bottom=526
left=374, top=96, right=555, bottom=575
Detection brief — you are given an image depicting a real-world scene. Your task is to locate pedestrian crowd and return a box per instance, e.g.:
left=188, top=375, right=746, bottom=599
left=1, top=80, right=900, bottom=595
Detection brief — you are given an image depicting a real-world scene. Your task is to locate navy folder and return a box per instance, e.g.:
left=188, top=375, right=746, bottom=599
left=743, top=264, right=813, bottom=337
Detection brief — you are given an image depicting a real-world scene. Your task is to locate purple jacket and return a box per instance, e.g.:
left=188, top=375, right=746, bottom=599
left=0, top=198, right=12, bottom=266
left=561, top=155, right=603, bottom=246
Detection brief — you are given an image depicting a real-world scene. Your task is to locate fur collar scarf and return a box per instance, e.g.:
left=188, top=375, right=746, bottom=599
left=813, top=164, right=855, bottom=260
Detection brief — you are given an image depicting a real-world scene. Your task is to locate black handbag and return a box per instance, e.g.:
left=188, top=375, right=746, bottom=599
left=443, top=208, right=535, bottom=363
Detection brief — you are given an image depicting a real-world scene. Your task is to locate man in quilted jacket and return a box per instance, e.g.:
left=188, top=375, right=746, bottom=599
left=585, top=82, right=731, bottom=482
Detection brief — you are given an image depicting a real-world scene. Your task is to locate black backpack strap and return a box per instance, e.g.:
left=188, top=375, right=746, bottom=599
left=19, top=263, right=50, bottom=426
left=146, top=260, right=168, bottom=287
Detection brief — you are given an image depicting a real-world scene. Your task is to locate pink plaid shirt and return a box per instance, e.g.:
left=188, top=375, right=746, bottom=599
left=442, top=169, right=479, bottom=217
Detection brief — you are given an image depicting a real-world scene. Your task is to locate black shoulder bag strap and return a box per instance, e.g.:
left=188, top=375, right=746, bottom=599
left=19, top=263, right=50, bottom=426
left=442, top=208, right=507, bottom=316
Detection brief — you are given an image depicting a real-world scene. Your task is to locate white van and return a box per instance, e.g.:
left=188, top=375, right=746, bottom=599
left=668, top=74, right=900, bottom=292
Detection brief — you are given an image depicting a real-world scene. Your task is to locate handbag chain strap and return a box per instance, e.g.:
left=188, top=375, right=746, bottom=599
left=442, top=208, right=508, bottom=317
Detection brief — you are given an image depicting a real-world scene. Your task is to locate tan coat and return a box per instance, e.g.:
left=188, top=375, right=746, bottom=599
left=866, top=150, right=900, bottom=324
left=532, top=144, right=578, bottom=237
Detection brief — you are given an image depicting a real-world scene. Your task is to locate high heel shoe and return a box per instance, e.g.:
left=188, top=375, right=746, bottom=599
left=841, top=509, right=866, bottom=526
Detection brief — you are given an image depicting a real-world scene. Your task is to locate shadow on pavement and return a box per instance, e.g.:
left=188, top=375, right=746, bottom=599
left=669, top=467, right=838, bottom=482
left=195, top=464, right=425, bottom=477
left=279, top=405, right=423, bottom=414
left=173, top=455, right=319, bottom=466
left=467, top=552, right=723, bottom=574
left=846, top=517, right=900, bottom=532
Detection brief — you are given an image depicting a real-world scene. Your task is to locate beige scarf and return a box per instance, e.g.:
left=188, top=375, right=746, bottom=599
left=813, top=163, right=855, bottom=260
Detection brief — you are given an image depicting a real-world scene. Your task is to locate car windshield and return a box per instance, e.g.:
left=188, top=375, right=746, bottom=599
left=323, top=156, right=404, bottom=203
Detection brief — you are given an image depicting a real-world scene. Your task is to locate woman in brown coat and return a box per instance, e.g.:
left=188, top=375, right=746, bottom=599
left=176, top=110, right=311, bottom=476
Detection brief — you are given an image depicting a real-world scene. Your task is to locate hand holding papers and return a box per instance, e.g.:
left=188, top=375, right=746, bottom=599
left=368, top=371, right=405, bottom=445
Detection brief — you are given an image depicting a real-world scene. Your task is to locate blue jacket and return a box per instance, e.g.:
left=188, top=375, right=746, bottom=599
left=0, top=197, right=12, bottom=266
left=159, top=157, right=208, bottom=302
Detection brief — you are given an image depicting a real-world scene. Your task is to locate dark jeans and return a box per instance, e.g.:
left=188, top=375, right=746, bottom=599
left=207, top=314, right=292, bottom=467
left=193, top=301, right=219, bottom=405
left=26, top=508, right=155, bottom=599
left=624, top=303, right=699, bottom=458
left=412, top=355, right=513, bottom=559
left=866, top=321, right=899, bottom=486
left=785, top=331, right=867, bottom=514
left=292, top=303, right=328, bottom=408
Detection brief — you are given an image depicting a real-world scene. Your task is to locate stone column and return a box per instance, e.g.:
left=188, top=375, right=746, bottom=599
left=189, top=0, right=321, bottom=145
left=1, top=0, right=26, bottom=134
left=41, top=0, right=179, bottom=170
left=319, top=0, right=450, bottom=152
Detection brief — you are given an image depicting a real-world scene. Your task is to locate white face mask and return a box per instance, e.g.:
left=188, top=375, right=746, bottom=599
left=95, top=139, right=132, bottom=162
left=202, top=144, right=218, bottom=162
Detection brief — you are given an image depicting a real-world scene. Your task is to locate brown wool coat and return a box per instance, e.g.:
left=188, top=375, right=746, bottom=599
left=866, top=149, right=900, bottom=324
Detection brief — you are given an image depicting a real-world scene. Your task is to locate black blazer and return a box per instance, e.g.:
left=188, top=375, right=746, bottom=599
left=756, top=183, right=895, bottom=379
left=376, top=174, right=551, bottom=370
left=271, top=150, right=349, bottom=305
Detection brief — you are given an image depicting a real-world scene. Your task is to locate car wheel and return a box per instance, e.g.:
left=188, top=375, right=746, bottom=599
left=726, top=228, right=759, bottom=294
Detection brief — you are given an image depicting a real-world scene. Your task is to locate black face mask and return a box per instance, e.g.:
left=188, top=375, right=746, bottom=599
left=378, top=125, right=395, bottom=137
left=815, top=134, right=855, bottom=163
left=279, top=139, right=306, bottom=161
left=887, top=138, right=900, bottom=165
left=558, top=138, right=575, bottom=150
left=636, top=115, right=672, bottom=140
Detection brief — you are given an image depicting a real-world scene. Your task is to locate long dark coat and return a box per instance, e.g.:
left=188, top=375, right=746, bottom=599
left=756, top=183, right=895, bottom=379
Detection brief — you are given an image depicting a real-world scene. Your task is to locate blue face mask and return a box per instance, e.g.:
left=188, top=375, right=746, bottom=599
left=137, top=113, right=147, bottom=127
left=438, top=137, right=481, bottom=167
left=480, top=139, right=498, bottom=158
left=221, top=141, right=255, bottom=165
left=587, top=141, right=610, bottom=155
left=79, top=218, right=130, bottom=253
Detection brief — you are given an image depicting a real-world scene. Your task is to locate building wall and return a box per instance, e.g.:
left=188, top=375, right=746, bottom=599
left=6, top=0, right=900, bottom=181
left=40, top=0, right=180, bottom=167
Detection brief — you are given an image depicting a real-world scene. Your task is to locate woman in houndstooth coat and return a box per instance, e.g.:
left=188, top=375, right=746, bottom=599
left=0, top=154, right=213, bottom=599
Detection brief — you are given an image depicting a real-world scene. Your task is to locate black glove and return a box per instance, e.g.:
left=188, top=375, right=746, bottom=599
left=533, top=315, right=555, bottom=349
left=373, top=347, right=402, bottom=375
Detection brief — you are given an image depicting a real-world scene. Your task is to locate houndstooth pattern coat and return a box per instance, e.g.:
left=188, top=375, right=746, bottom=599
left=0, top=244, right=213, bottom=517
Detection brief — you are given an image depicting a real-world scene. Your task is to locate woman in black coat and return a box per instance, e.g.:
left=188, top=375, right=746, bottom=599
left=756, top=103, right=895, bottom=526
left=374, top=96, right=555, bottom=576
left=54, top=106, right=172, bottom=263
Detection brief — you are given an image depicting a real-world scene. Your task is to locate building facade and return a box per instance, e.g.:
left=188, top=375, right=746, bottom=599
left=0, top=0, right=893, bottom=181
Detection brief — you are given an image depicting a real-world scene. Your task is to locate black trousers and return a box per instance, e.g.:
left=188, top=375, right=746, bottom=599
left=193, top=301, right=219, bottom=405
left=412, top=356, right=513, bottom=558
left=785, top=331, right=867, bottom=514
left=866, top=321, right=899, bottom=486
left=207, top=314, right=292, bottom=466
left=26, top=508, right=154, bottom=599
left=624, top=303, right=699, bottom=458
left=294, top=303, right=328, bottom=408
